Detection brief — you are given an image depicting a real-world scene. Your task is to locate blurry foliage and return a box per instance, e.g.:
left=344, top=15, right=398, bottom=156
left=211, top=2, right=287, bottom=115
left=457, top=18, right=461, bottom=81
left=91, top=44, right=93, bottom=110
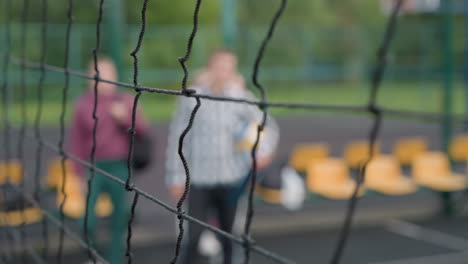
left=4, top=0, right=384, bottom=27
left=1, top=0, right=389, bottom=72
left=6, top=0, right=219, bottom=24
left=239, top=0, right=334, bottom=26
left=1, top=0, right=466, bottom=103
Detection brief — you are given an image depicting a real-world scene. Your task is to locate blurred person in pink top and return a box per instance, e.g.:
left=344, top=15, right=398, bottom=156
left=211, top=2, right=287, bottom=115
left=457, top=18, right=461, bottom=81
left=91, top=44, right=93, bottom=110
left=69, top=57, right=148, bottom=264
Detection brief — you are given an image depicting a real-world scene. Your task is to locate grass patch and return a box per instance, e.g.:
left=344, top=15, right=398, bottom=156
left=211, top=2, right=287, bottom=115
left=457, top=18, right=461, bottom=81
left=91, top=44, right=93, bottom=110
left=2, top=81, right=465, bottom=127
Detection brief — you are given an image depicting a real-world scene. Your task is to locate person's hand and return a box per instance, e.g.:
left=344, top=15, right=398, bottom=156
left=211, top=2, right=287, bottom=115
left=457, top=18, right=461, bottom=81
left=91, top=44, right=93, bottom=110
left=169, top=185, right=186, bottom=201
left=256, top=155, right=273, bottom=171
left=110, top=102, right=128, bottom=124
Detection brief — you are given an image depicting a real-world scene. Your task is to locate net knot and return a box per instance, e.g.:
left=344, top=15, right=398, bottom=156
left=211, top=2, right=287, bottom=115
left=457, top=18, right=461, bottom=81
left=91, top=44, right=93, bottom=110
left=125, top=182, right=135, bottom=192
left=367, top=104, right=381, bottom=116
left=258, top=101, right=267, bottom=111
left=176, top=209, right=185, bottom=220
left=377, top=48, right=389, bottom=63
left=242, top=234, right=256, bottom=248
left=128, top=128, right=136, bottom=135
left=59, top=149, right=66, bottom=157
left=182, top=88, right=197, bottom=96
left=133, top=86, right=143, bottom=93
left=258, top=123, right=265, bottom=132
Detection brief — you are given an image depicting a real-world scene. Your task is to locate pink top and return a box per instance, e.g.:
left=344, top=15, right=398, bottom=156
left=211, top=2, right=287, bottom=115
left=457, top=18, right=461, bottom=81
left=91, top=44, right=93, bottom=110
left=69, top=91, right=148, bottom=176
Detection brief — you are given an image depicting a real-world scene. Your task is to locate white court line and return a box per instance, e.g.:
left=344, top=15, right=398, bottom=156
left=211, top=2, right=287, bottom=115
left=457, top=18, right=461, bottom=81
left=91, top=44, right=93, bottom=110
left=369, top=251, right=468, bottom=264
left=385, top=219, right=468, bottom=251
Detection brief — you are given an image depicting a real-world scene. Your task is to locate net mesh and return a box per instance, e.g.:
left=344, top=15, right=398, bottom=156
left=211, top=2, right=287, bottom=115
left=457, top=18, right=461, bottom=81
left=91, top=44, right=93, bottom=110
left=0, top=0, right=457, bottom=263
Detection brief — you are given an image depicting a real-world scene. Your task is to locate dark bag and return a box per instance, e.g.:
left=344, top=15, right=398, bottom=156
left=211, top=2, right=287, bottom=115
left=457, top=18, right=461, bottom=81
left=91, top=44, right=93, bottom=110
left=114, top=93, right=153, bottom=171
left=132, top=133, right=153, bottom=171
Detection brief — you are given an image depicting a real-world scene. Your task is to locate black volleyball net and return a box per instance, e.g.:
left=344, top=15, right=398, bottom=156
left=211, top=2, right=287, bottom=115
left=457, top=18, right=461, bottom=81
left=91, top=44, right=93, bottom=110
left=2, top=0, right=462, bottom=263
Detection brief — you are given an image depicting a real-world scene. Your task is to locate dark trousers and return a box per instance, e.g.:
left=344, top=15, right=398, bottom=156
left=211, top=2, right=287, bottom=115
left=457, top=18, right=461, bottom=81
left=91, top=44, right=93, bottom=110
left=183, top=185, right=239, bottom=264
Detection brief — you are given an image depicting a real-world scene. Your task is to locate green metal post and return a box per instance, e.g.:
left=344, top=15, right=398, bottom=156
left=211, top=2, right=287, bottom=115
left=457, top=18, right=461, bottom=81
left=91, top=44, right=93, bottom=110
left=441, top=0, right=454, bottom=216
left=103, top=0, right=125, bottom=80
left=222, top=0, right=237, bottom=50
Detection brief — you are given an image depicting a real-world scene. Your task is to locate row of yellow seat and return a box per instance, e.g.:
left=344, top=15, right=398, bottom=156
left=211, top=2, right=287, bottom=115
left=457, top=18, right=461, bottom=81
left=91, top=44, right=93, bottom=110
left=0, top=162, right=43, bottom=226
left=0, top=159, right=113, bottom=227
left=46, top=159, right=113, bottom=219
left=2, top=135, right=468, bottom=223
left=287, top=136, right=467, bottom=200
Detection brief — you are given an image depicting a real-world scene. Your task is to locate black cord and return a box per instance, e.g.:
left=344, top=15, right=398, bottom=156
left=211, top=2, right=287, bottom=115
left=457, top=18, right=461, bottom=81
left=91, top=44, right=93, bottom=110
left=56, top=0, right=74, bottom=262
left=13, top=58, right=468, bottom=127
left=129, top=0, right=149, bottom=89
left=124, top=0, right=151, bottom=262
left=125, top=192, right=139, bottom=264
left=33, top=0, right=50, bottom=259
left=171, top=97, right=201, bottom=264
left=178, top=0, right=202, bottom=93
left=170, top=0, right=203, bottom=263
left=243, top=0, right=287, bottom=263
left=7, top=59, right=367, bottom=113
left=83, top=0, right=105, bottom=263
left=329, top=1, right=404, bottom=263
left=125, top=92, right=143, bottom=264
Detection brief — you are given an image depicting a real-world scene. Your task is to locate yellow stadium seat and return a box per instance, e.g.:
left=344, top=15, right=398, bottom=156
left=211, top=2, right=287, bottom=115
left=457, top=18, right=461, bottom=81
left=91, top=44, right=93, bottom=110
left=0, top=207, right=43, bottom=227
left=56, top=171, right=85, bottom=219
left=393, top=137, right=428, bottom=165
left=57, top=174, right=113, bottom=219
left=60, top=194, right=85, bottom=219
left=46, top=158, right=76, bottom=190
left=413, top=152, right=466, bottom=191
left=307, top=158, right=365, bottom=200
left=52, top=161, right=113, bottom=219
left=344, top=141, right=379, bottom=168
left=256, top=185, right=282, bottom=204
left=289, top=143, right=329, bottom=172
left=0, top=160, right=22, bottom=185
left=366, top=155, right=417, bottom=195
left=58, top=193, right=113, bottom=219
left=449, top=134, right=468, bottom=162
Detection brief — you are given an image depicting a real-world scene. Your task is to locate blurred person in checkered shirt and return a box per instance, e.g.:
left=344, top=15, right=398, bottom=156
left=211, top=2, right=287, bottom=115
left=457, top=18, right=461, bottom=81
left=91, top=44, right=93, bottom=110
left=166, top=49, right=279, bottom=264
